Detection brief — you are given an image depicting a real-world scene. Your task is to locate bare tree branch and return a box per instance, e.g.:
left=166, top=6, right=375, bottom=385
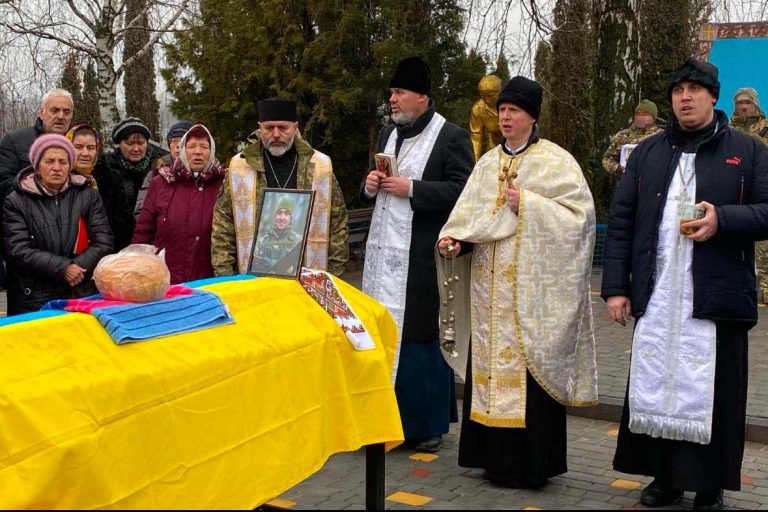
left=117, top=0, right=189, bottom=74
left=65, top=0, right=96, bottom=31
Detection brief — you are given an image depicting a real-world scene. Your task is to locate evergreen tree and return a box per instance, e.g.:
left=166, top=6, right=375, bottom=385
left=533, top=41, right=553, bottom=139
left=123, top=0, right=160, bottom=138
left=638, top=0, right=710, bottom=121
left=493, top=52, right=511, bottom=84
left=81, top=60, right=103, bottom=133
left=59, top=53, right=84, bottom=121
left=591, top=0, right=640, bottom=221
left=164, top=0, right=481, bottom=206
left=542, top=0, right=593, bottom=172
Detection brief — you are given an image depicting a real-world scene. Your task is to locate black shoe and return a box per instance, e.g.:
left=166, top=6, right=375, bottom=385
left=640, top=480, right=683, bottom=507
left=694, top=489, right=724, bottom=510
left=413, top=436, right=442, bottom=453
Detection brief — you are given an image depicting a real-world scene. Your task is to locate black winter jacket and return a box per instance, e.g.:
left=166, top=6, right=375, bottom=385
left=3, top=168, right=114, bottom=315
left=601, top=110, right=768, bottom=327
left=0, top=118, right=45, bottom=207
left=94, top=149, right=158, bottom=251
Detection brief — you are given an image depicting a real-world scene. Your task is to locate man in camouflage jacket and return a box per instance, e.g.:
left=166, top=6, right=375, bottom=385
left=602, top=99, right=663, bottom=176
left=211, top=98, right=348, bottom=277
left=730, top=88, right=768, bottom=302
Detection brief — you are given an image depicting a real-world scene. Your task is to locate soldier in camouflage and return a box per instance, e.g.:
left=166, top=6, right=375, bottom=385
left=602, top=99, right=663, bottom=176
left=251, top=197, right=304, bottom=273
left=730, top=88, right=768, bottom=303
left=730, top=88, right=768, bottom=146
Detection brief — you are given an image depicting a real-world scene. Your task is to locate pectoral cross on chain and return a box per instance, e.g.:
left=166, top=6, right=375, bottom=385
left=673, top=190, right=691, bottom=215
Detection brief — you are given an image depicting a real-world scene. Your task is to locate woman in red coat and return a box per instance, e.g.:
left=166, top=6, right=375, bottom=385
left=132, top=124, right=226, bottom=284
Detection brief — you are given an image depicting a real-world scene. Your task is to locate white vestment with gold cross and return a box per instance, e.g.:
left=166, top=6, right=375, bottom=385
left=438, top=141, right=598, bottom=428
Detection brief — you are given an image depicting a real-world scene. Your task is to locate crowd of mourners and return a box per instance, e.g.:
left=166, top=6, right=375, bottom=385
left=0, top=90, right=235, bottom=314
left=2, top=53, right=768, bottom=511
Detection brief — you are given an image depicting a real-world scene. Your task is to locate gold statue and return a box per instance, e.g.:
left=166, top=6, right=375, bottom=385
left=469, top=75, right=503, bottom=161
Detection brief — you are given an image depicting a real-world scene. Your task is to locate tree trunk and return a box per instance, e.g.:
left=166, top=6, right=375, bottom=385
left=591, top=0, right=641, bottom=221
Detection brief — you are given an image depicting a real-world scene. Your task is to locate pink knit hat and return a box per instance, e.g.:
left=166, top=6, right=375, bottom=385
left=28, top=134, right=76, bottom=170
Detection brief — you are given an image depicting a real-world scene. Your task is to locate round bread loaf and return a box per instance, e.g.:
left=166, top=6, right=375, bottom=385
left=94, top=250, right=170, bottom=303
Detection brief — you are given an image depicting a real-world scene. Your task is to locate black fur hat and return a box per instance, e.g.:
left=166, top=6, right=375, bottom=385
left=666, top=58, right=720, bottom=100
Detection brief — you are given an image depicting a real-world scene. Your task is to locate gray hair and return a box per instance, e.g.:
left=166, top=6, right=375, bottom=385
left=40, top=88, right=74, bottom=110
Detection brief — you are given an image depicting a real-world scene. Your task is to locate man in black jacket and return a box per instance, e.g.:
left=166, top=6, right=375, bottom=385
left=0, top=88, right=74, bottom=208
left=602, top=58, right=768, bottom=510
left=361, top=56, right=474, bottom=453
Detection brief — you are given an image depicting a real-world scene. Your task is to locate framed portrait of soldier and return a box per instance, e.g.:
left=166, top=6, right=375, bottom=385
left=248, top=188, right=315, bottom=279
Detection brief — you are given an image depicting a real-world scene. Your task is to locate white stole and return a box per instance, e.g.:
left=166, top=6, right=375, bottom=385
left=629, top=152, right=717, bottom=444
left=362, top=113, right=446, bottom=381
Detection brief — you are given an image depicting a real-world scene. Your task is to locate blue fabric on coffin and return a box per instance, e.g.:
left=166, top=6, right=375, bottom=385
left=81, top=290, right=232, bottom=344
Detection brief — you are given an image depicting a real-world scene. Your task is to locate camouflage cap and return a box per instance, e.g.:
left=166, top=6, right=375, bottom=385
left=734, top=87, right=760, bottom=107
left=635, top=99, right=658, bottom=120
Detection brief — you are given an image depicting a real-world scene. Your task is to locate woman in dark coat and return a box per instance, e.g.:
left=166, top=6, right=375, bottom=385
left=3, top=134, right=113, bottom=315
left=94, top=117, right=160, bottom=251
left=132, top=124, right=226, bottom=284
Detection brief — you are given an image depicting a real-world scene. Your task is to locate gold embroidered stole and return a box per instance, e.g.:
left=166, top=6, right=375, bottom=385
left=304, top=152, right=332, bottom=270
left=229, top=151, right=332, bottom=274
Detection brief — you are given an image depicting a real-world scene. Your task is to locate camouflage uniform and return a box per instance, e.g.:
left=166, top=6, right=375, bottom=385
left=731, top=113, right=768, bottom=302
left=730, top=114, right=768, bottom=147
left=211, top=135, right=349, bottom=276
left=602, top=124, right=662, bottom=176
left=254, top=227, right=303, bottom=271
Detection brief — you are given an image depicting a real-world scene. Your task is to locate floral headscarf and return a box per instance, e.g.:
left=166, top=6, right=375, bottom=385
left=158, top=124, right=226, bottom=184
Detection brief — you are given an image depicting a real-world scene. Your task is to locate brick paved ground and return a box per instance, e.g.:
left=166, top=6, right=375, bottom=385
left=276, top=410, right=768, bottom=510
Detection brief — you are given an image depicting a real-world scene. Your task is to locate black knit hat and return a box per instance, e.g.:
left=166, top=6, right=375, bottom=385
left=496, top=76, right=543, bottom=121
left=258, top=98, right=297, bottom=122
left=389, top=56, right=431, bottom=95
left=666, top=57, right=720, bottom=101
left=112, top=117, right=151, bottom=144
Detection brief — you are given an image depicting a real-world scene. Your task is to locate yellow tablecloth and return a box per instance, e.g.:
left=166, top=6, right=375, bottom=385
left=0, top=277, right=403, bottom=509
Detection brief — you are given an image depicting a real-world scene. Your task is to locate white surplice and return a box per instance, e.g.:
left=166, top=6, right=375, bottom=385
left=629, top=152, right=717, bottom=444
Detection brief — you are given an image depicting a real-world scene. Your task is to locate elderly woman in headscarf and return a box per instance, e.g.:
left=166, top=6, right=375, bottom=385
left=132, top=124, right=226, bottom=284
left=2, top=134, right=113, bottom=315
left=96, top=117, right=160, bottom=251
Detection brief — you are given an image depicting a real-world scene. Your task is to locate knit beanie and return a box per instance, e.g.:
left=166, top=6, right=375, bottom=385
left=666, top=58, right=720, bottom=101
left=389, top=56, right=431, bottom=95
left=635, top=99, right=658, bottom=120
left=496, top=76, right=543, bottom=120
left=111, top=117, right=151, bottom=144
left=277, top=196, right=295, bottom=215
left=29, top=134, right=76, bottom=170
left=166, top=120, right=194, bottom=144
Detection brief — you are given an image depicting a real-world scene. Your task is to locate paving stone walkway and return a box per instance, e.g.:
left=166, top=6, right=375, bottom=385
left=275, top=412, right=768, bottom=510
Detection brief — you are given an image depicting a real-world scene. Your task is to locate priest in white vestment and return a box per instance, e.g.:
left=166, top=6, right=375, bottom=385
left=603, top=58, right=768, bottom=510
left=438, top=76, right=598, bottom=488
left=360, top=56, right=474, bottom=453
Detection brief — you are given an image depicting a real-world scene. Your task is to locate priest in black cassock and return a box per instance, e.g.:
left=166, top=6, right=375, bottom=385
left=602, top=58, right=768, bottom=510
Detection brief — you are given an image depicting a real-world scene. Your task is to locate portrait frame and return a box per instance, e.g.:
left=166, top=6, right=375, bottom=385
left=247, top=188, right=315, bottom=279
